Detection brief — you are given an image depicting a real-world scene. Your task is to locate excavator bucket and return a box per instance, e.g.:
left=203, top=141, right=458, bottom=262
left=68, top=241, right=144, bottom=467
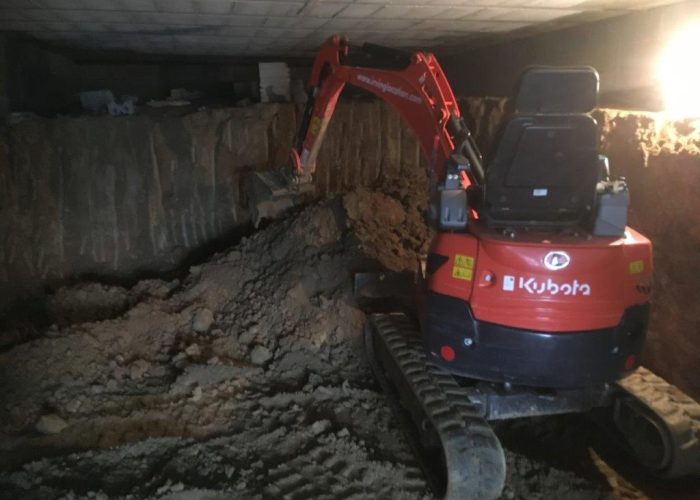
left=245, top=167, right=315, bottom=227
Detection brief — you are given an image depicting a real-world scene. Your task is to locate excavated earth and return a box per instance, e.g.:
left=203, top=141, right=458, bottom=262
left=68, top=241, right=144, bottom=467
left=0, top=180, right=696, bottom=499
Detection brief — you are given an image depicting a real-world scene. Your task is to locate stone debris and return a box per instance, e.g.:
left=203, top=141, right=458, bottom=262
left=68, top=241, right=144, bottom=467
left=191, top=308, right=215, bottom=333
left=310, top=419, right=332, bottom=436
left=250, top=345, right=272, bottom=366
left=35, top=414, right=69, bottom=435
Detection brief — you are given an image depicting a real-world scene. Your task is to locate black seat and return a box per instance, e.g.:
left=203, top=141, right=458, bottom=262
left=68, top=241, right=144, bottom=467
left=482, top=67, right=600, bottom=228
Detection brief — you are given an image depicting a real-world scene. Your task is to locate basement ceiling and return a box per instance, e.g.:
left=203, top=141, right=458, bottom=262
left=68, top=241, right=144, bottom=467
left=0, top=0, right=680, bottom=57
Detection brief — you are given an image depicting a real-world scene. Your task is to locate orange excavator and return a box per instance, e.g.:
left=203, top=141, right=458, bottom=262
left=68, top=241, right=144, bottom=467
left=253, top=35, right=700, bottom=499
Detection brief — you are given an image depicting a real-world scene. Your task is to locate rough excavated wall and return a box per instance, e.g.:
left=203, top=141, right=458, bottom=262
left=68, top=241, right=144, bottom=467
left=0, top=101, right=422, bottom=310
left=314, top=101, right=422, bottom=193
left=0, top=105, right=294, bottom=307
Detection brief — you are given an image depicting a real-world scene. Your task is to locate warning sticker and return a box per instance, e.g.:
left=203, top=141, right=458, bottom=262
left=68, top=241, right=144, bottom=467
left=629, top=260, right=644, bottom=274
left=310, top=116, right=322, bottom=136
left=452, top=254, right=474, bottom=281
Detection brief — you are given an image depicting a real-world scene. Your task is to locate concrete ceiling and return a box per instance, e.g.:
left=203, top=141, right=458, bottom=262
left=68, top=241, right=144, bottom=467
left=0, top=0, right=680, bottom=57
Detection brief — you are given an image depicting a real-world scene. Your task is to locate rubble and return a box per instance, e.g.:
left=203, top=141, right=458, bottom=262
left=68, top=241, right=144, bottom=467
left=191, top=308, right=215, bottom=333
left=250, top=345, right=272, bottom=366
left=35, top=414, right=69, bottom=435
left=0, top=186, right=669, bottom=499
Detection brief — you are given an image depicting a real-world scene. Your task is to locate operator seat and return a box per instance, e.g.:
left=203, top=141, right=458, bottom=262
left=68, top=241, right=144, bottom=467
left=482, top=67, right=600, bottom=228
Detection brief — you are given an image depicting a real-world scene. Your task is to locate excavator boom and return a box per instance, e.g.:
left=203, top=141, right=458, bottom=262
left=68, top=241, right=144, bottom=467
left=248, top=35, right=484, bottom=229
left=291, top=35, right=483, bottom=190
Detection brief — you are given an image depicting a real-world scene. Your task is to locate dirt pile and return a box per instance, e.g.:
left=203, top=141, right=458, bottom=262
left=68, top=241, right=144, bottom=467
left=1, top=190, right=617, bottom=499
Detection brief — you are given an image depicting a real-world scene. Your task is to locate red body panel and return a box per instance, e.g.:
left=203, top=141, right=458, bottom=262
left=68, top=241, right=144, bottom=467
left=428, top=223, right=653, bottom=332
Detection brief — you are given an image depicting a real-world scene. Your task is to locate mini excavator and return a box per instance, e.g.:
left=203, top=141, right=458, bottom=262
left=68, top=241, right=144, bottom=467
left=253, top=35, right=700, bottom=499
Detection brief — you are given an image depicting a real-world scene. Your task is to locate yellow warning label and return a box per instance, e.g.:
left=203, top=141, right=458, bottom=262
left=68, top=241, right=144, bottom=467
left=452, top=254, right=475, bottom=281
left=629, top=260, right=644, bottom=274
left=310, top=116, right=321, bottom=136
left=454, top=255, right=474, bottom=269
left=452, top=267, right=474, bottom=281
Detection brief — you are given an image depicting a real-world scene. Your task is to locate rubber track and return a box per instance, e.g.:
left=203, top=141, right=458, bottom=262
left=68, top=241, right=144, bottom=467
left=366, top=313, right=506, bottom=500
left=616, top=366, right=700, bottom=477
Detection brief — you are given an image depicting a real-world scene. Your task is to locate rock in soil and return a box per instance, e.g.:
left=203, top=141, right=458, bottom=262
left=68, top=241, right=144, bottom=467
left=191, top=308, right=215, bottom=333
left=34, top=414, right=69, bottom=435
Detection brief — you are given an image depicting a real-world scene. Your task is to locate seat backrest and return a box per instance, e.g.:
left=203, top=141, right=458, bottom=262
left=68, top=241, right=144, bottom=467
left=483, top=67, right=600, bottom=228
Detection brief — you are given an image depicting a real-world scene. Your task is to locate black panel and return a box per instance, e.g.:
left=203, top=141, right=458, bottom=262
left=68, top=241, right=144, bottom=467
left=423, top=292, right=649, bottom=389
left=481, top=66, right=601, bottom=228
left=506, top=125, right=581, bottom=187
left=515, top=66, right=599, bottom=113
left=426, top=253, right=448, bottom=275
left=483, top=114, right=598, bottom=226
left=342, top=43, right=413, bottom=70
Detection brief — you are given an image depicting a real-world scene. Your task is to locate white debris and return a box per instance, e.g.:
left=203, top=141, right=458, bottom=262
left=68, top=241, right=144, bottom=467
left=35, top=414, right=69, bottom=435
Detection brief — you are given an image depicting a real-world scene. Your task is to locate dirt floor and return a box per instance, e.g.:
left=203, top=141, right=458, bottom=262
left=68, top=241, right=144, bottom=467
left=1, top=180, right=699, bottom=499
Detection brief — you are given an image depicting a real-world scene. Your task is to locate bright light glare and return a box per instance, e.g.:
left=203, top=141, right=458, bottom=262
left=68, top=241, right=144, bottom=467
left=658, top=23, right=700, bottom=119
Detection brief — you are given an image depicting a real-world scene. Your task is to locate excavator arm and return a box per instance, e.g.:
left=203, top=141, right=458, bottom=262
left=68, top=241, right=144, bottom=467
left=291, top=36, right=484, bottom=228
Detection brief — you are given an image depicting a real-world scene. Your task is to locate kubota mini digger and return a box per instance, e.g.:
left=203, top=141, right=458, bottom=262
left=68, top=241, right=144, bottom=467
left=253, top=35, right=700, bottom=499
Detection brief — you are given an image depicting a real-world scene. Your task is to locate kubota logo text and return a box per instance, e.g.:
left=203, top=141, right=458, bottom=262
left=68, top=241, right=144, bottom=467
left=502, top=275, right=591, bottom=296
